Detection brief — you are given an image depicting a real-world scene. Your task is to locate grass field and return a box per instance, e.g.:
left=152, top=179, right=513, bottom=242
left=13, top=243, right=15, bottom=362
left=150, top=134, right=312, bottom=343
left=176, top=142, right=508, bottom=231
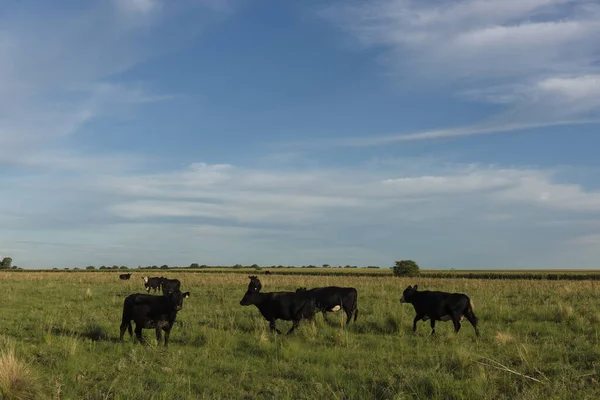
left=1, top=271, right=599, bottom=399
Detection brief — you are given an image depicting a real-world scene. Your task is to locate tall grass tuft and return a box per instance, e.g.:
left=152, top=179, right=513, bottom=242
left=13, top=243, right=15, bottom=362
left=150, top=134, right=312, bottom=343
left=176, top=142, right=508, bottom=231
left=0, top=346, right=39, bottom=400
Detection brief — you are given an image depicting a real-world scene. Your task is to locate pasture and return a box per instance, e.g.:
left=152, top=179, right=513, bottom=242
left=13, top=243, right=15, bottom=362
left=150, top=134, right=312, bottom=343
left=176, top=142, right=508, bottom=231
left=0, top=271, right=599, bottom=399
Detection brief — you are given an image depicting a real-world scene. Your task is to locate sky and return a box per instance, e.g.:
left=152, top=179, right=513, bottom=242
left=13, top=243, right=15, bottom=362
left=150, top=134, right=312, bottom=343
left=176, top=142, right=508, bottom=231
left=1, top=0, right=600, bottom=270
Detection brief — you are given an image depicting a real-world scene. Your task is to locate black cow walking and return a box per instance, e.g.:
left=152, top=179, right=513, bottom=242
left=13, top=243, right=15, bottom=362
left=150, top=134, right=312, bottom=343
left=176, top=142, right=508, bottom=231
left=296, top=286, right=358, bottom=325
left=399, top=285, right=479, bottom=336
left=160, top=278, right=181, bottom=296
left=239, top=276, right=316, bottom=334
left=119, top=290, right=191, bottom=347
left=119, top=273, right=131, bottom=280
left=142, top=276, right=162, bottom=293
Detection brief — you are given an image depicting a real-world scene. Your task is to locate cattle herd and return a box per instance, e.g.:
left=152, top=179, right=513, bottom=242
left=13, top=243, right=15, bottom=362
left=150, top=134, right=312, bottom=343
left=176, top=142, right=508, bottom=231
left=118, top=274, right=480, bottom=347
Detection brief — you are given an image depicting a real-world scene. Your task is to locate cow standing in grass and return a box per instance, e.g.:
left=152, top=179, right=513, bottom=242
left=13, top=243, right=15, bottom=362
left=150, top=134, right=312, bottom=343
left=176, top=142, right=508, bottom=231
left=119, top=273, right=131, bottom=280
left=296, top=286, right=358, bottom=325
left=239, top=276, right=316, bottom=334
left=119, top=290, right=191, bottom=347
left=160, top=277, right=181, bottom=296
left=142, top=276, right=162, bottom=293
left=399, top=285, right=479, bottom=336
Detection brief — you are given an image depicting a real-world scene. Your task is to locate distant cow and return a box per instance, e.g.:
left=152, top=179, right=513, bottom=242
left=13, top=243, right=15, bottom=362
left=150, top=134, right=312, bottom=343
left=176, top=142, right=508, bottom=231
left=119, top=290, right=191, bottom=347
left=264, top=271, right=272, bottom=275
left=296, top=286, right=358, bottom=325
left=239, top=276, right=316, bottom=334
left=119, top=273, right=131, bottom=280
left=142, top=276, right=162, bottom=293
left=399, top=285, right=479, bottom=336
left=160, top=278, right=181, bottom=296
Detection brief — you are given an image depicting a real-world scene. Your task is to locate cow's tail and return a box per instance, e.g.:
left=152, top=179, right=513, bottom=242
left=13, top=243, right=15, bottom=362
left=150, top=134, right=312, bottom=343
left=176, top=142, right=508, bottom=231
left=351, top=289, right=359, bottom=323
left=464, top=296, right=479, bottom=336
left=121, top=299, right=133, bottom=336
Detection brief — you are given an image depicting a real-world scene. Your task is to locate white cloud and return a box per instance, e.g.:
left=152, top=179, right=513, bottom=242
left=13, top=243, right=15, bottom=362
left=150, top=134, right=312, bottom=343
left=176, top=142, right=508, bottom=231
left=318, top=0, right=600, bottom=143
left=4, top=158, right=600, bottom=268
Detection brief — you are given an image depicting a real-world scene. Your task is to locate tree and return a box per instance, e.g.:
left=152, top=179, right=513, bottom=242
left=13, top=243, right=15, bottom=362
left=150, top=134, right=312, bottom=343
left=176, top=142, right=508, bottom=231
left=160, top=264, right=169, bottom=269
left=190, top=263, right=200, bottom=269
left=0, top=257, right=12, bottom=269
left=86, top=266, right=96, bottom=270
left=322, top=264, right=330, bottom=268
left=392, top=260, right=420, bottom=277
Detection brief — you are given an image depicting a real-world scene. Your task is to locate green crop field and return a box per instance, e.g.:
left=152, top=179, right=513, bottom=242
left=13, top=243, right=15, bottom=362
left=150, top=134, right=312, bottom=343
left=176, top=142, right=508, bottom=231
left=1, top=271, right=599, bottom=399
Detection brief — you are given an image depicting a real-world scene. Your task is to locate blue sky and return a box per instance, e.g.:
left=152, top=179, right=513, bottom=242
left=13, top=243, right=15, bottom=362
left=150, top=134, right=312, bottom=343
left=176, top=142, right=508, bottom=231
left=2, top=0, right=600, bottom=269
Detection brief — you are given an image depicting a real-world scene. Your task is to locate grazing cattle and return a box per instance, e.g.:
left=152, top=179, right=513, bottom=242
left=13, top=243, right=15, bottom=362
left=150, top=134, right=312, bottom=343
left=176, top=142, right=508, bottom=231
left=160, top=278, right=181, bottom=296
left=399, top=285, right=479, bottom=336
left=142, top=276, right=162, bottom=293
left=119, top=273, right=131, bottom=280
left=264, top=271, right=272, bottom=275
left=296, top=286, right=358, bottom=325
left=119, top=290, right=191, bottom=347
left=239, top=276, right=316, bottom=334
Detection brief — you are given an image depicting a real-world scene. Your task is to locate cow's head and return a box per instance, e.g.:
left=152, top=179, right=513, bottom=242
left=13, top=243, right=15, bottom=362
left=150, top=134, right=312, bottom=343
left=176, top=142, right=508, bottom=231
left=239, top=276, right=262, bottom=306
left=141, top=276, right=148, bottom=283
left=168, top=290, right=191, bottom=311
left=399, top=285, right=418, bottom=303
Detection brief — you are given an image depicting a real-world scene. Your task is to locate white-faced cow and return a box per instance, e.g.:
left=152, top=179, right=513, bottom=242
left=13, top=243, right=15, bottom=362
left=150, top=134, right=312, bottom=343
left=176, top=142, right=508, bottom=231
left=141, top=276, right=162, bottom=293
left=295, top=286, right=358, bottom=325
left=239, top=276, right=316, bottom=334
left=399, top=285, right=479, bottom=336
left=119, top=290, right=190, bottom=347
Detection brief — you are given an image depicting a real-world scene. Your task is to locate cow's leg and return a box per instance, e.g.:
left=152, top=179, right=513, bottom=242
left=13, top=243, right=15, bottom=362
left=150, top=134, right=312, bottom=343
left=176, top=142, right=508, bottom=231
left=163, top=327, right=171, bottom=348
left=287, top=320, right=300, bottom=335
left=412, top=314, right=423, bottom=332
left=430, top=319, right=436, bottom=335
left=344, top=308, right=353, bottom=326
left=156, top=326, right=162, bottom=345
left=269, top=320, right=282, bottom=335
left=119, top=322, right=128, bottom=341
left=134, top=325, right=145, bottom=345
left=452, top=313, right=462, bottom=333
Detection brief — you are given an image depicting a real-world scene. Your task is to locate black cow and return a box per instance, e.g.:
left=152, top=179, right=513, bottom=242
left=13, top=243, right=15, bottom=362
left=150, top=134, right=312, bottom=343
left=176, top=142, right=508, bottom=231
left=399, top=285, right=479, bottom=336
left=142, top=276, right=162, bottom=293
left=119, top=290, right=191, bottom=347
left=264, top=271, right=272, bottom=275
left=160, top=278, right=181, bottom=296
left=119, top=273, right=131, bottom=280
left=239, top=276, right=316, bottom=334
left=296, top=286, right=358, bottom=325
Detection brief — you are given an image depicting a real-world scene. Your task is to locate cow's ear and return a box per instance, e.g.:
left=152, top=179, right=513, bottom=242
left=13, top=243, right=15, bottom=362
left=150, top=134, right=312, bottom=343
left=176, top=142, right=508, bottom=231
left=413, top=285, right=418, bottom=291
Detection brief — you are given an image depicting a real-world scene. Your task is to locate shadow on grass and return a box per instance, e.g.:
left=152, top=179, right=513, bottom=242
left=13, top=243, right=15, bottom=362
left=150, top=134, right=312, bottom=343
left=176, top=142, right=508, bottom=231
left=50, top=324, right=120, bottom=342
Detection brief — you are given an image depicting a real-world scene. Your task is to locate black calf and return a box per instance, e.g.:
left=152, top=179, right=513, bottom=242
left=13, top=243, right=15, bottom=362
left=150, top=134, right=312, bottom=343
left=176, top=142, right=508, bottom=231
left=239, top=276, right=316, bottom=334
left=119, top=290, right=190, bottom=347
left=296, top=286, right=358, bottom=325
left=400, top=285, right=479, bottom=336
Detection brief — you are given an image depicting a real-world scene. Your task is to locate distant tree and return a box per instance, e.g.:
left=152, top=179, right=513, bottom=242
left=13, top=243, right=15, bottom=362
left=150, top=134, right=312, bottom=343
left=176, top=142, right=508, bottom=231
left=392, top=260, right=420, bottom=277
left=322, top=264, right=330, bottom=268
left=190, top=263, right=200, bottom=269
left=251, top=264, right=261, bottom=271
left=232, top=264, right=243, bottom=269
left=99, top=266, right=107, bottom=270
left=0, top=257, right=13, bottom=270
left=200, top=264, right=208, bottom=268
left=112, top=265, right=119, bottom=270
left=120, top=266, right=128, bottom=270
left=160, top=264, right=169, bottom=269
left=86, top=266, right=96, bottom=271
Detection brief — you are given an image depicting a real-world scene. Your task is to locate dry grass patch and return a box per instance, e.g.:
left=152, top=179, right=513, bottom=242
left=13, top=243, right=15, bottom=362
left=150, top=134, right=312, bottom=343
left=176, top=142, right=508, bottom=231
left=0, top=347, right=39, bottom=400
left=495, top=331, right=516, bottom=345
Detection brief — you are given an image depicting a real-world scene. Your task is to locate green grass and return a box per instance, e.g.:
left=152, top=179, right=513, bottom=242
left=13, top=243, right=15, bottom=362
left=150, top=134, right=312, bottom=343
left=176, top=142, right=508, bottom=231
left=0, top=271, right=599, bottom=399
